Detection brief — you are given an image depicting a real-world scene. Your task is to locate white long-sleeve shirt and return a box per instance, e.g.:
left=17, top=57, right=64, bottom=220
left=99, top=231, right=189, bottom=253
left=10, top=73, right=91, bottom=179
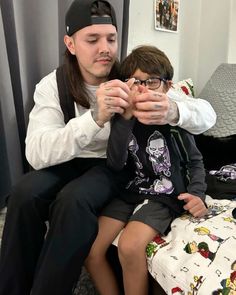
left=25, top=70, right=216, bottom=170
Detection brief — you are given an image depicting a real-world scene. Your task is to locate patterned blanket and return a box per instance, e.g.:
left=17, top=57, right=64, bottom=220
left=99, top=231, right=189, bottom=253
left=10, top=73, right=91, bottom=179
left=146, top=197, right=236, bottom=295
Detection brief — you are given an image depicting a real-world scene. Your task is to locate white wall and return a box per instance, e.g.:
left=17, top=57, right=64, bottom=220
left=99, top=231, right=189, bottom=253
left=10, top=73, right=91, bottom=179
left=196, top=0, right=231, bottom=93
left=128, top=0, right=235, bottom=95
left=228, top=0, right=236, bottom=63
left=127, top=0, right=181, bottom=83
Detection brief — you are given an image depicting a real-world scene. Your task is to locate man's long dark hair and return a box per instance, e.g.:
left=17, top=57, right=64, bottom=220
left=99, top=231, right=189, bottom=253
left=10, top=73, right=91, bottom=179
left=64, top=0, right=119, bottom=109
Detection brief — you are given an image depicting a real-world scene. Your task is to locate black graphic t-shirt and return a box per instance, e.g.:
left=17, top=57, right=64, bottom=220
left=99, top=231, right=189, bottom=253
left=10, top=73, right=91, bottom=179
left=107, top=115, right=206, bottom=214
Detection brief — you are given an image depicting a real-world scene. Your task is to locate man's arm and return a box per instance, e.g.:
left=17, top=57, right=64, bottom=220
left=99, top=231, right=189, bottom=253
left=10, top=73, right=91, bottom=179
left=167, top=88, right=216, bottom=135
left=132, top=88, right=216, bottom=135
left=26, top=76, right=132, bottom=170
left=25, top=72, right=108, bottom=170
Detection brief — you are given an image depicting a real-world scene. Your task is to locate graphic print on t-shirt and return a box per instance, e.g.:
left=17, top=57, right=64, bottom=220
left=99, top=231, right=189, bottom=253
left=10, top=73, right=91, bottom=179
left=126, top=130, right=174, bottom=195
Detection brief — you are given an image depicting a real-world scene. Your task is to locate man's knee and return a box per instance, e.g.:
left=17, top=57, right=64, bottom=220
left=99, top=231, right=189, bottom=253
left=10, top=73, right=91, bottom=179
left=7, top=170, right=58, bottom=216
left=9, top=175, right=38, bottom=207
left=56, top=174, right=113, bottom=213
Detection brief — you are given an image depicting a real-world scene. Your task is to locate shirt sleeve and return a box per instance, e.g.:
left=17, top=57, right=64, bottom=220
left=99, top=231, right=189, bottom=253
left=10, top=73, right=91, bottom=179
left=167, top=88, right=216, bottom=135
left=176, top=128, right=207, bottom=199
left=25, top=72, right=107, bottom=170
left=107, top=115, right=135, bottom=171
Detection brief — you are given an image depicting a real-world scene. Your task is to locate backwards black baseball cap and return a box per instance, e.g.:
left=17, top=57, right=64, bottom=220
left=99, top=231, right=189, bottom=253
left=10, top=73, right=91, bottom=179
left=65, top=0, right=117, bottom=36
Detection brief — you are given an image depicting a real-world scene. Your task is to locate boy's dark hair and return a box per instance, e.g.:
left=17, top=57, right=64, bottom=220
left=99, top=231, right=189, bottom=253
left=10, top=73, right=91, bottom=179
left=64, top=0, right=119, bottom=108
left=120, top=45, right=174, bottom=82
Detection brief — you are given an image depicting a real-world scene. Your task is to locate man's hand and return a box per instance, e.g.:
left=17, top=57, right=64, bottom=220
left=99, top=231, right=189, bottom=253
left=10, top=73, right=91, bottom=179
left=132, top=86, right=179, bottom=125
left=121, top=78, right=137, bottom=120
left=178, top=193, right=208, bottom=218
left=94, top=79, right=131, bottom=127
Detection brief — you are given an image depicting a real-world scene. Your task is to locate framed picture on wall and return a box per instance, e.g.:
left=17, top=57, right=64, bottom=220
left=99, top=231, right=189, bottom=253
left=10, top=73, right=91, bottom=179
left=154, top=0, right=180, bottom=33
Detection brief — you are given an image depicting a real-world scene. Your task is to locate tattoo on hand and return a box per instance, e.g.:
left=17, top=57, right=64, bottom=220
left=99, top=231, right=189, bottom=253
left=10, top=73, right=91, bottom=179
left=150, top=114, right=160, bottom=119
left=153, top=93, right=162, bottom=97
left=91, top=108, right=99, bottom=122
left=166, top=101, right=179, bottom=124
left=105, top=97, right=114, bottom=107
left=91, top=108, right=104, bottom=128
left=105, top=97, right=113, bottom=102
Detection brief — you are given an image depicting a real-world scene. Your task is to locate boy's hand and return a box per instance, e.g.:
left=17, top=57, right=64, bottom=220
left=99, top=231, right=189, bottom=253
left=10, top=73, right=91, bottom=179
left=178, top=193, right=208, bottom=218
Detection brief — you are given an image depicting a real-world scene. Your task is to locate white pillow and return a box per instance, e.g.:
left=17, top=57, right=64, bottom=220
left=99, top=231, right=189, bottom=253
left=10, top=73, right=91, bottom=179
left=172, top=78, right=194, bottom=97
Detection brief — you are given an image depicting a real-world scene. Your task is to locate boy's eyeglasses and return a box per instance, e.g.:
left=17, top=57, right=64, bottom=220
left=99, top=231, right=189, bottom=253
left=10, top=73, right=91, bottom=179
left=125, top=77, right=166, bottom=90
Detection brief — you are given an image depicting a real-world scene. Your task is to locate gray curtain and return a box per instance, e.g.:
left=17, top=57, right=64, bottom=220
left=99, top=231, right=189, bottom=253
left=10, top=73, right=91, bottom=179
left=0, top=0, right=130, bottom=208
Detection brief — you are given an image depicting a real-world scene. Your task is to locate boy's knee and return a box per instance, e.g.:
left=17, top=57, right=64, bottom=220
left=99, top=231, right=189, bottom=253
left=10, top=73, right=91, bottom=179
left=118, top=237, right=137, bottom=261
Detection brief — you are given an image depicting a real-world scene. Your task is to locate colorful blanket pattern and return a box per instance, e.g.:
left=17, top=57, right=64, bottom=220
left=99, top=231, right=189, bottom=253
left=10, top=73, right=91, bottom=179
left=146, top=197, right=236, bottom=295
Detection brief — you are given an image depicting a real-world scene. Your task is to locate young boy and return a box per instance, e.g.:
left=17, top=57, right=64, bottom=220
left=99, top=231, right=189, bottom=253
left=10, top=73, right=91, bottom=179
left=85, top=45, right=208, bottom=295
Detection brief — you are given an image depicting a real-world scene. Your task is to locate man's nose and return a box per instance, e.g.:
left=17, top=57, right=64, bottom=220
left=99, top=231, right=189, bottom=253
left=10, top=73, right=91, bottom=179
left=99, top=40, right=110, bottom=54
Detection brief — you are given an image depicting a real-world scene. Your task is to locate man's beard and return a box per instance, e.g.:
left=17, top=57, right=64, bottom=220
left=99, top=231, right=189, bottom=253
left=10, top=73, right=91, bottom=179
left=93, top=64, right=114, bottom=79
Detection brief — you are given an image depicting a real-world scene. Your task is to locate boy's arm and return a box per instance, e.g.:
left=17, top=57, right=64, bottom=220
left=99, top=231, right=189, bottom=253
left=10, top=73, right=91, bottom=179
left=177, top=128, right=207, bottom=198
left=176, top=128, right=208, bottom=217
left=107, top=115, right=135, bottom=171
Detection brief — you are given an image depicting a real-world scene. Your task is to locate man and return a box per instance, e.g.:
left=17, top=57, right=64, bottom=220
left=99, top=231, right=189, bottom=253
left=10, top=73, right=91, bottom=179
left=0, top=1, right=216, bottom=295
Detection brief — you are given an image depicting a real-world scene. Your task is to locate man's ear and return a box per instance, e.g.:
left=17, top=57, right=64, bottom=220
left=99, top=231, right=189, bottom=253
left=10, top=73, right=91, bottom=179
left=64, top=35, right=75, bottom=55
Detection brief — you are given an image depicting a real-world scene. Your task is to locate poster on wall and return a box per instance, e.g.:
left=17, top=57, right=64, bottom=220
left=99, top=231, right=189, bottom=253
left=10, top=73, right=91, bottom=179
left=154, top=0, right=180, bottom=33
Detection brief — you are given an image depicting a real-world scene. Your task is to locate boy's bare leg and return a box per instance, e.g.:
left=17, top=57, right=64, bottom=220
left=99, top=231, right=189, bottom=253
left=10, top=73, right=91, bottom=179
left=118, top=221, right=157, bottom=295
left=85, top=216, right=125, bottom=295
